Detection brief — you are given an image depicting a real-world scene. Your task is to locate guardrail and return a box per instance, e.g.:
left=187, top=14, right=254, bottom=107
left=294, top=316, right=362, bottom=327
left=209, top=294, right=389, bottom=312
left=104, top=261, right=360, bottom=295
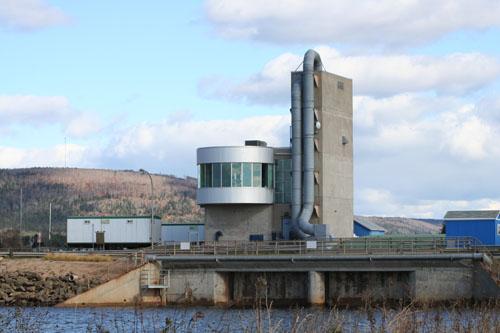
left=0, top=249, right=141, bottom=258
left=146, top=237, right=484, bottom=257
left=2, top=237, right=495, bottom=259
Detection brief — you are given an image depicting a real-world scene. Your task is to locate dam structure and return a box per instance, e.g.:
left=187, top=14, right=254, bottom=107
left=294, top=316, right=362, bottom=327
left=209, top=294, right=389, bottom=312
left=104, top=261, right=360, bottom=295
left=59, top=50, right=499, bottom=307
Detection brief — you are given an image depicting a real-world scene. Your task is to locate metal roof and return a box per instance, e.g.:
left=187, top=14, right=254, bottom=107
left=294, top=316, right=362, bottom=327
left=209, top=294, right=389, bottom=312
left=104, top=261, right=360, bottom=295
left=444, top=210, right=500, bottom=220
left=353, top=219, right=386, bottom=232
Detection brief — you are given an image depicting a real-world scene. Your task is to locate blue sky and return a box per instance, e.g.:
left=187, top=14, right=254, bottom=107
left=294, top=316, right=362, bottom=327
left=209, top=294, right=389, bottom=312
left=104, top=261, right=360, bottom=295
left=1, top=0, right=500, bottom=218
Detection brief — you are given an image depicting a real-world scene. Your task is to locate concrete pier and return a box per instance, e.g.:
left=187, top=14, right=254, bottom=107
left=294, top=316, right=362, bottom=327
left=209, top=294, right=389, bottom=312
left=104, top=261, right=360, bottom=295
left=308, top=271, right=326, bottom=305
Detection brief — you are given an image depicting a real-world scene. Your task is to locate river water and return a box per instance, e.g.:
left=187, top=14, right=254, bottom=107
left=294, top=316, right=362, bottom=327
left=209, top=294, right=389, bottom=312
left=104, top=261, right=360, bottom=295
left=0, top=306, right=498, bottom=332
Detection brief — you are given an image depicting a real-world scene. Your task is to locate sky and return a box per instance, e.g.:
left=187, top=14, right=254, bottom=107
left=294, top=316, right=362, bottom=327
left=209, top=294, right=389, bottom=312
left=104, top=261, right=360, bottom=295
left=1, top=0, right=499, bottom=218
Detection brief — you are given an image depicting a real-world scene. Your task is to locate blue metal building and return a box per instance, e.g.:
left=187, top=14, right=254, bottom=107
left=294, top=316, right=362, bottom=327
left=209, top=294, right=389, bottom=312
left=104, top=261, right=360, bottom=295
left=444, top=210, right=500, bottom=245
left=353, top=219, right=386, bottom=237
left=161, top=223, right=205, bottom=244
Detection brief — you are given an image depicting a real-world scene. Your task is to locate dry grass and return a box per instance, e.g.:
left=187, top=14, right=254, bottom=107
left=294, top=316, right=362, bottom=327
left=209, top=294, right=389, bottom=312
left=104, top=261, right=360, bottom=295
left=43, top=253, right=113, bottom=262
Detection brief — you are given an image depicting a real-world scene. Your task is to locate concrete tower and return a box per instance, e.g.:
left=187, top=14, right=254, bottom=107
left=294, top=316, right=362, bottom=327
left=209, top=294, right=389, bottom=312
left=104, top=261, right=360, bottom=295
left=313, top=71, right=353, bottom=237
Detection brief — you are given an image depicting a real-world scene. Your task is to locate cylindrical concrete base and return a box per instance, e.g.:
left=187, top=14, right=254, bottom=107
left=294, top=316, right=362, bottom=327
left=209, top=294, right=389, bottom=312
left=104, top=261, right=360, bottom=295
left=308, top=271, right=325, bottom=305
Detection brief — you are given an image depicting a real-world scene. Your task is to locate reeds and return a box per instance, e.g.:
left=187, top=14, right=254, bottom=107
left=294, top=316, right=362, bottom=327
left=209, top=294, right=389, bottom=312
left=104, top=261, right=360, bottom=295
left=0, top=300, right=498, bottom=332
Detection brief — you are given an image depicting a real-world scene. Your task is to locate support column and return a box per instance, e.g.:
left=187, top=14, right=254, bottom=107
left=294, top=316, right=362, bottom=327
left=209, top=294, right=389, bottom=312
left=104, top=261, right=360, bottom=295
left=308, top=271, right=325, bottom=305
left=213, top=272, right=230, bottom=305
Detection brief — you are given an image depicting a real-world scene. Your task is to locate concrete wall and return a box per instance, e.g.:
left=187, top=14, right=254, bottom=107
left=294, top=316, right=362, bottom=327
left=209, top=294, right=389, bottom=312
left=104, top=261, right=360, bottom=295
left=328, top=271, right=412, bottom=304
left=414, top=267, right=474, bottom=302
left=204, top=204, right=273, bottom=241
left=232, top=272, right=308, bottom=305
left=164, top=269, right=224, bottom=305
left=58, top=263, right=160, bottom=307
left=59, top=258, right=499, bottom=307
left=315, top=71, right=354, bottom=238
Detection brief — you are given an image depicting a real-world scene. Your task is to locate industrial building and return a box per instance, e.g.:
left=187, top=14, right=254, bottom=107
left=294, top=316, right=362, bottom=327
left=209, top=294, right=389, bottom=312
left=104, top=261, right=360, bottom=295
left=161, top=223, right=205, bottom=244
left=197, top=50, right=353, bottom=241
left=67, top=215, right=162, bottom=248
left=444, top=210, right=500, bottom=245
left=353, top=219, right=386, bottom=237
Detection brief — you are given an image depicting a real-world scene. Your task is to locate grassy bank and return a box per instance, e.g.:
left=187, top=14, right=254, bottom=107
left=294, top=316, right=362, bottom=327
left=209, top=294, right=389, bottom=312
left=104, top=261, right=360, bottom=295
left=43, top=253, right=113, bottom=262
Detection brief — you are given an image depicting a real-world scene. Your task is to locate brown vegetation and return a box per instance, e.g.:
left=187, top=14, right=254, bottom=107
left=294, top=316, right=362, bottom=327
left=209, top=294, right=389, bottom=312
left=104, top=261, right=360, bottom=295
left=0, top=167, right=203, bottom=235
left=43, top=253, right=112, bottom=262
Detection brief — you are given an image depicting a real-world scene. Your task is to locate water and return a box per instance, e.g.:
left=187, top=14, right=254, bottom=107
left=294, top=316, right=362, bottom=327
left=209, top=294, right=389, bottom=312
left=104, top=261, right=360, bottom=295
left=0, top=306, right=498, bottom=332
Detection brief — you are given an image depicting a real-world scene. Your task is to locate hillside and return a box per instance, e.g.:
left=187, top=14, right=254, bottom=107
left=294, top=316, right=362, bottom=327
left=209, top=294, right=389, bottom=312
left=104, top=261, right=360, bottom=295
left=354, top=215, right=442, bottom=235
left=0, top=168, right=202, bottom=234
left=0, top=167, right=443, bottom=237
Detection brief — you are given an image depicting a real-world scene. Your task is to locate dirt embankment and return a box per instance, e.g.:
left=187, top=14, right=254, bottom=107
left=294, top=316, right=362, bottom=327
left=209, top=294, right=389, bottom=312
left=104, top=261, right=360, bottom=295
left=0, top=258, right=133, bottom=306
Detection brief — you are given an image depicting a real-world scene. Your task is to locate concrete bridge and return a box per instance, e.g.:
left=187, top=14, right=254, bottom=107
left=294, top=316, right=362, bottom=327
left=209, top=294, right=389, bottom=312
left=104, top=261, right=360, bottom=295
left=59, top=237, right=500, bottom=307
left=144, top=237, right=499, bottom=306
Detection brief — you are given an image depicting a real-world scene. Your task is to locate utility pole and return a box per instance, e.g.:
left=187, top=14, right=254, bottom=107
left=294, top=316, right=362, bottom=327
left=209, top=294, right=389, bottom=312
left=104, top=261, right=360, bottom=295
left=64, top=137, right=67, bottom=168
left=48, top=202, right=52, bottom=245
left=19, top=187, right=23, bottom=247
left=139, top=169, right=154, bottom=249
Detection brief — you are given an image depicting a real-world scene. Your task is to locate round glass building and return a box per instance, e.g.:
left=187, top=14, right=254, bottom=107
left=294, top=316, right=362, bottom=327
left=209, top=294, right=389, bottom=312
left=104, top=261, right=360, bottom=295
left=196, top=145, right=274, bottom=205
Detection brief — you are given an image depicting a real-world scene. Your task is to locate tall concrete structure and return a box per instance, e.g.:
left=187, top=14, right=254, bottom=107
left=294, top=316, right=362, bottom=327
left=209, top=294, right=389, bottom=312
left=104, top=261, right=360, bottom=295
left=313, top=71, right=353, bottom=238
left=197, top=50, right=353, bottom=241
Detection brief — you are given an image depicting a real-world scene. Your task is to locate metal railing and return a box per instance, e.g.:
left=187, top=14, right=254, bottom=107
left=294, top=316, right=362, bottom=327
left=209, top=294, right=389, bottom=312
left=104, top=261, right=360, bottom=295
left=140, top=267, right=170, bottom=289
left=146, top=237, right=484, bottom=257
left=2, top=237, right=495, bottom=259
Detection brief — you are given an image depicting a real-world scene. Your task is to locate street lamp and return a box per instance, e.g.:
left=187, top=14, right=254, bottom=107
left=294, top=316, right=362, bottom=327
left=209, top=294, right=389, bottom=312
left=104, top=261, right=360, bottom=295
left=139, top=169, right=154, bottom=249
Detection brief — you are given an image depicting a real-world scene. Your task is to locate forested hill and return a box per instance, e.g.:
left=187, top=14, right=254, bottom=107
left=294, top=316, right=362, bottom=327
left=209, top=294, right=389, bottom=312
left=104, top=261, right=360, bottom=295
left=0, top=168, right=202, bottom=234
left=0, top=167, right=441, bottom=236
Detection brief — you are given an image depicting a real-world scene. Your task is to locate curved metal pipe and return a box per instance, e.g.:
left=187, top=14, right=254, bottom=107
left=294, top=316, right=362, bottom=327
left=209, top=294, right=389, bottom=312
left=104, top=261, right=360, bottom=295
left=296, top=49, right=322, bottom=237
left=290, top=73, right=307, bottom=238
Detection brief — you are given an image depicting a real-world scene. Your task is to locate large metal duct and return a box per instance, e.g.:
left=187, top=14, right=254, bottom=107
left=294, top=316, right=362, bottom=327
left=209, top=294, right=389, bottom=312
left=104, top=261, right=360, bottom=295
left=293, top=49, right=323, bottom=238
left=290, top=71, right=308, bottom=238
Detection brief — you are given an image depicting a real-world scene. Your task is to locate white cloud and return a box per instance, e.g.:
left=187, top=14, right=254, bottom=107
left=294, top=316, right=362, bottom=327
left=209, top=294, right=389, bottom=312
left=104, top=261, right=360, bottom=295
left=1, top=101, right=498, bottom=219
left=0, top=95, right=71, bottom=124
left=354, top=94, right=500, bottom=160
left=357, top=188, right=500, bottom=218
left=0, top=0, right=69, bottom=31
left=199, top=47, right=500, bottom=105
left=65, top=113, right=103, bottom=139
left=205, top=0, right=500, bottom=47
left=441, top=108, right=493, bottom=160
left=0, top=144, right=88, bottom=168
left=0, top=95, right=102, bottom=138
left=0, top=114, right=289, bottom=173
left=102, top=114, right=289, bottom=175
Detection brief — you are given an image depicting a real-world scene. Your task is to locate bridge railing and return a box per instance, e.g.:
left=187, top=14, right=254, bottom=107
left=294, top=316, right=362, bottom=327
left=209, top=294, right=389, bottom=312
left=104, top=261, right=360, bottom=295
left=148, top=236, right=483, bottom=257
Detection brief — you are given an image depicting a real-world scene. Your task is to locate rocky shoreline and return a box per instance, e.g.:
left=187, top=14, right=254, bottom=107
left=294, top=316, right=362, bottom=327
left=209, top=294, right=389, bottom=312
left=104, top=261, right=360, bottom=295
left=0, top=271, right=102, bottom=306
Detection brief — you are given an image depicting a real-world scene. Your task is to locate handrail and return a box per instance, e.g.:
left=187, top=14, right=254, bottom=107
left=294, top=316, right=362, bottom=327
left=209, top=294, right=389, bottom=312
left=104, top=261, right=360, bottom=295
left=2, top=237, right=497, bottom=259
left=144, top=236, right=491, bottom=257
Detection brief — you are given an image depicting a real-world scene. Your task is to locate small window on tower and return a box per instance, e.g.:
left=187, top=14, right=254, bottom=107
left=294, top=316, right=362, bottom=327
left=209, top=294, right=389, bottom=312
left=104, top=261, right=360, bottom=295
left=127, top=220, right=133, bottom=224
left=337, top=81, right=344, bottom=90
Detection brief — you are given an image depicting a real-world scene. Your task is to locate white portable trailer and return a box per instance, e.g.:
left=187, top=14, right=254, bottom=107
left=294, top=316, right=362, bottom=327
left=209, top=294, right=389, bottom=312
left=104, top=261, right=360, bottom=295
left=67, top=215, right=162, bottom=248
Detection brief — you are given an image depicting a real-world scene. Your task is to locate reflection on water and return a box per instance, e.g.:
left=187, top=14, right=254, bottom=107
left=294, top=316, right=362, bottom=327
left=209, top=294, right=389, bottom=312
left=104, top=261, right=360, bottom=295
left=0, top=305, right=498, bottom=332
